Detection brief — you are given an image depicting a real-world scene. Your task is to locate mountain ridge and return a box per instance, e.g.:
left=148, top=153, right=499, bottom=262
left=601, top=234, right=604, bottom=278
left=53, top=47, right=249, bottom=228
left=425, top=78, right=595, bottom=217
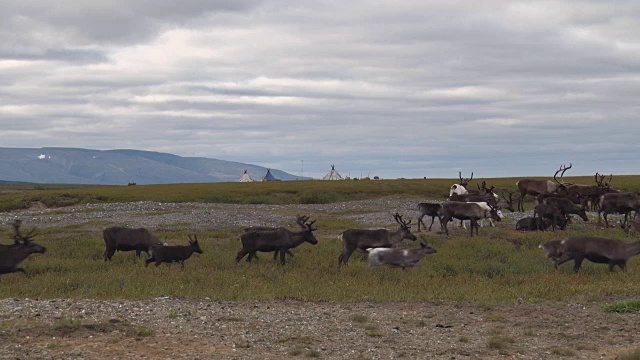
left=0, top=147, right=303, bottom=185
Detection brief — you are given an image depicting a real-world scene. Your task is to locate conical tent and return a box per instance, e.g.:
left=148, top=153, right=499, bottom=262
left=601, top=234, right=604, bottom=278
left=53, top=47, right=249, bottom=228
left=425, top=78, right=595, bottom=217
left=323, top=165, right=343, bottom=180
left=262, top=169, right=277, bottom=181
left=239, top=170, right=254, bottom=182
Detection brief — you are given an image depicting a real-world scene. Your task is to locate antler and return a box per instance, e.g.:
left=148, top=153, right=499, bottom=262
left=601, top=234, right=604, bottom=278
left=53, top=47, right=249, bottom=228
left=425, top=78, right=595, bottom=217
left=553, top=164, right=572, bottom=185
left=296, top=215, right=316, bottom=231
left=11, top=218, right=38, bottom=244
left=393, top=213, right=412, bottom=228
left=458, top=172, right=473, bottom=187
left=296, top=215, right=311, bottom=227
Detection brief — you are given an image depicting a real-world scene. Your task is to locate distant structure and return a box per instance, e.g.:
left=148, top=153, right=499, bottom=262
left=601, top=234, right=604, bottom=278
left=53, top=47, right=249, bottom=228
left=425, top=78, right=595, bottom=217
left=262, top=169, right=277, bottom=182
left=238, top=170, right=255, bottom=182
left=322, top=165, right=343, bottom=180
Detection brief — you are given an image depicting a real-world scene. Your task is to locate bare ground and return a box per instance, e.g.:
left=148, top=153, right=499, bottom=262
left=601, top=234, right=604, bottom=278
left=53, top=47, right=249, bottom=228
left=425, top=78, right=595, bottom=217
left=1, top=297, right=639, bottom=359
left=0, top=199, right=638, bottom=359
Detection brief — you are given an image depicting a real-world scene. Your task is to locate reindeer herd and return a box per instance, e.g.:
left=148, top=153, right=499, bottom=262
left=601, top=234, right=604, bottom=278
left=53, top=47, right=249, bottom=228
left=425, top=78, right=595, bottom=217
left=1, top=165, right=639, bottom=278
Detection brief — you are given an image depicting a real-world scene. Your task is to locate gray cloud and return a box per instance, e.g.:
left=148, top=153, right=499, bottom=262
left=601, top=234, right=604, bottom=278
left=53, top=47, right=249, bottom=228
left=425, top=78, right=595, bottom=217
left=0, top=1, right=639, bottom=180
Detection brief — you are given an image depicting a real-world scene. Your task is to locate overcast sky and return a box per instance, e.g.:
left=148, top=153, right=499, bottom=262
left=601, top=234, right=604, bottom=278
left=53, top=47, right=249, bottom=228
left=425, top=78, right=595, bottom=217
left=1, top=1, right=639, bottom=179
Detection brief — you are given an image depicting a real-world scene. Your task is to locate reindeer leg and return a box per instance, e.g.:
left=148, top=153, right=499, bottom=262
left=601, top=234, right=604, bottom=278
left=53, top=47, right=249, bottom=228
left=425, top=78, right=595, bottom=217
left=145, top=258, right=153, bottom=267
left=417, top=215, right=424, bottom=232
left=572, top=257, right=584, bottom=273
left=428, top=216, right=435, bottom=232
left=279, top=249, right=287, bottom=265
left=235, top=249, right=249, bottom=263
left=338, top=248, right=354, bottom=267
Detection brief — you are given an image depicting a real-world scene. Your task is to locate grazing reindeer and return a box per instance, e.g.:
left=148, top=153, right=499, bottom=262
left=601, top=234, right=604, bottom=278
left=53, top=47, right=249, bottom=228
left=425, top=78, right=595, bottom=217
left=146, top=234, right=203, bottom=268
left=539, top=239, right=564, bottom=268
left=417, top=203, right=443, bottom=232
left=542, top=197, right=589, bottom=222
left=237, top=216, right=318, bottom=265
left=367, top=242, right=437, bottom=270
left=449, top=172, right=473, bottom=196
left=516, top=164, right=572, bottom=212
left=0, top=219, right=46, bottom=277
left=598, top=192, right=640, bottom=228
left=555, top=236, right=640, bottom=272
left=338, top=213, right=417, bottom=267
left=102, top=226, right=163, bottom=261
left=533, top=203, right=568, bottom=231
left=439, top=202, right=501, bottom=237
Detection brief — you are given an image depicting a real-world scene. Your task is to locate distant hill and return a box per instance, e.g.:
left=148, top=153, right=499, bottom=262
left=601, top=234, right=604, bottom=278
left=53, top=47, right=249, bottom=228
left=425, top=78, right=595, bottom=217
left=0, top=147, right=304, bottom=185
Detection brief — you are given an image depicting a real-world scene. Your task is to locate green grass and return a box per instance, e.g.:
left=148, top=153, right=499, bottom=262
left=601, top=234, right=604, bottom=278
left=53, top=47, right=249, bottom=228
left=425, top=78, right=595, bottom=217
left=605, top=299, right=640, bottom=314
left=1, top=177, right=640, bottom=303
left=1, top=224, right=639, bottom=303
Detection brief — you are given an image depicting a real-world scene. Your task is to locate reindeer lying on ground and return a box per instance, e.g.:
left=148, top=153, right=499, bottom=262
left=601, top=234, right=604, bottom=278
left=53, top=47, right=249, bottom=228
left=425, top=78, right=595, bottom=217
left=0, top=219, right=46, bottom=277
left=554, top=236, right=640, bottom=272
left=338, top=213, right=416, bottom=267
left=367, top=242, right=437, bottom=270
left=237, top=216, right=318, bottom=265
left=516, top=217, right=552, bottom=231
left=146, top=234, right=203, bottom=268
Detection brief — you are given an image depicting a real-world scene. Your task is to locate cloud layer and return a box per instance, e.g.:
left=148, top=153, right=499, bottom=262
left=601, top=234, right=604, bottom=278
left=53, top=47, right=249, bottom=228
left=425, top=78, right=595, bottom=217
left=2, top=0, right=639, bottom=179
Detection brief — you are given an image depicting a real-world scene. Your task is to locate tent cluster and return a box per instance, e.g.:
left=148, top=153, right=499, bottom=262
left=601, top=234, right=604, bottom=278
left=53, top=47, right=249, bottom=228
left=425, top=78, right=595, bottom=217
left=239, top=164, right=346, bottom=182
left=238, top=169, right=279, bottom=182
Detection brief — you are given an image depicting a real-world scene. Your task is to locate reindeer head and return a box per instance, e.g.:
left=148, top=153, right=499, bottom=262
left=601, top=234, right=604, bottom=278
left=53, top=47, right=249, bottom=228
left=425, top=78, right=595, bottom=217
left=11, top=218, right=46, bottom=254
left=418, top=241, right=437, bottom=255
left=187, top=234, right=204, bottom=254
left=296, top=215, right=318, bottom=244
left=394, top=213, right=417, bottom=241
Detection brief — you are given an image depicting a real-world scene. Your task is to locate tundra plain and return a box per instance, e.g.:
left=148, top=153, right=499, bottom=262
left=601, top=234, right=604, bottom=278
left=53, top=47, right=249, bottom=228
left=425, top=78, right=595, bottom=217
left=1, top=178, right=640, bottom=359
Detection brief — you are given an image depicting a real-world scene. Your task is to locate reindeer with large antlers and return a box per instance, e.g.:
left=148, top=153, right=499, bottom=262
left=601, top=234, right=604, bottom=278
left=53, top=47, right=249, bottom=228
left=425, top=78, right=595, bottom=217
left=516, top=164, right=572, bottom=212
left=0, top=219, right=46, bottom=277
left=236, top=215, right=318, bottom=265
left=449, top=171, right=474, bottom=197
left=338, top=213, right=417, bottom=267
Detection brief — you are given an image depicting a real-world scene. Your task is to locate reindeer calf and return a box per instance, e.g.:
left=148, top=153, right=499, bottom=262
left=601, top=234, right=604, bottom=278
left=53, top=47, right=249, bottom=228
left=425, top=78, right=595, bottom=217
left=368, top=242, right=437, bottom=270
left=146, top=235, right=203, bottom=268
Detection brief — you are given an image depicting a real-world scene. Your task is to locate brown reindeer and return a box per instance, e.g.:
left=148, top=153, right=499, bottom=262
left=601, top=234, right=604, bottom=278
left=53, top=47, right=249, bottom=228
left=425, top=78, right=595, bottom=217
left=146, top=234, right=203, bottom=268
left=102, top=226, right=163, bottom=261
left=516, top=164, right=572, bottom=212
left=237, top=215, right=318, bottom=265
left=0, top=219, right=47, bottom=277
left=242, top=215, right=310, bottom=260
left=532, top=203, right=568, bottom=231
left=416, top=203, right=443, bottom=232
left=439, top=202, right=501, bottom=237
left=598, top=192, right=640, bottom=228
left=555, top=236, right=640, bottom=272
left=338, top=213, right=416, bottom=267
